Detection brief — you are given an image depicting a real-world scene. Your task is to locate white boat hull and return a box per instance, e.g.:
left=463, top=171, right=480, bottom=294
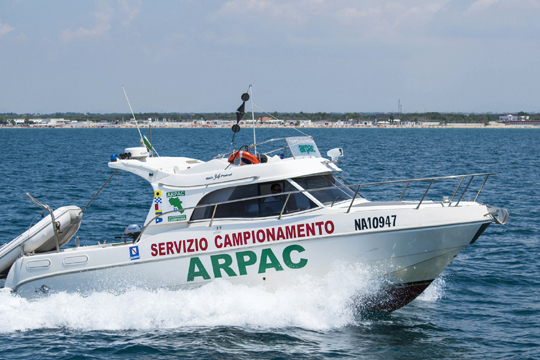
left=4, top=201, right=492, bottom=311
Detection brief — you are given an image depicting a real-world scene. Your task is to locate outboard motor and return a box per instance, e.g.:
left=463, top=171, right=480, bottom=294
left=123, top=224, right=142, bottom=241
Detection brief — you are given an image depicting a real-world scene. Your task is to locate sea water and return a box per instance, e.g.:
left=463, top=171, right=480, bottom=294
left=0, top=128, right=538, bottom=359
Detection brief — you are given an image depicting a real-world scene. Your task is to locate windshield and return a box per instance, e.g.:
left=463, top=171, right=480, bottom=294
left=292, top=175, right=354, bottom=206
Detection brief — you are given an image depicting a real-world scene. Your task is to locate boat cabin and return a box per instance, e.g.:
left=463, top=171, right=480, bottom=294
left=109, top=137, right=359, bottom=234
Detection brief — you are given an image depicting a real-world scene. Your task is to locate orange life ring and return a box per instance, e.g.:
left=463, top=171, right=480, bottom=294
left=228, top=150, right=260, bottom=165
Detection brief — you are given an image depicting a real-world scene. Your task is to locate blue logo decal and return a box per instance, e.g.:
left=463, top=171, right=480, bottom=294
left=129, top=246, right=140, bottom=260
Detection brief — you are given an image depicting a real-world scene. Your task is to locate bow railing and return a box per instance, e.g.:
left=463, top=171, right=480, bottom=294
left=133, top=172, right=495, bottom=243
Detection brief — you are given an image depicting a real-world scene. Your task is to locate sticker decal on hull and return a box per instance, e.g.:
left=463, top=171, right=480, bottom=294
left=355, top=216, right=397, bottom=231
left=129, top=245, right=140, bottom=260
left=187, top=244, right=308, bottom=281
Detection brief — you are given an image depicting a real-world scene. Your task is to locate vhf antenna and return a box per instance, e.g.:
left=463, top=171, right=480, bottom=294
left=122, top=86, right=158, bottom=156
left=249, top=85, right=256, bottom=155
left=122, top=86, right=144, bottom=146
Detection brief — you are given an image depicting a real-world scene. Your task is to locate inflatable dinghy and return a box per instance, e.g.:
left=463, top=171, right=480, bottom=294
left=0, top=206, right=82, bottom=277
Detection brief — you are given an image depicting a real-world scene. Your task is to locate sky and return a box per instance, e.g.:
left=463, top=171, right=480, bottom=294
left=0, top=0, right=539, bottom=114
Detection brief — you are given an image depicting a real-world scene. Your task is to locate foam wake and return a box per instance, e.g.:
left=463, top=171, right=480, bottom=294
left=0, top=264, right=444, bottom=332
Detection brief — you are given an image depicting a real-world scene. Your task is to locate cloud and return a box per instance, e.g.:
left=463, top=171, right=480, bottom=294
left=209, top=0, right=451, bottom=42
left=0, top=19, right=15, bottom=36
left=464, top=0, right=540, bottom=15
left=209, top=0, right=312, bottom=25
left=118, top=0, right=142, bottom=27
left=58, top=3, right=113, bottom=41
left=211, top=0, right=449, bottom=23
left=15, top=33, right=27, bottom=42
left=464, top=0, right=500, bottom=15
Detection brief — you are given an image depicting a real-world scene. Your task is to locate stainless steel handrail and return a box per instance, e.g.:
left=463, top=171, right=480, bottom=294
left=455, top=176, right=475, bottom=207
left=451, top=177, right=465, bottom=202
left=347, top=185, right=361, bottom=213
left=398, top=181, right=410, bottom=201
left=474, top=174, right=490, bottom=202
left=134, top=172, right=496, bottom=243
left=416, top=179, right=434, bottom=210
left=25, top=193, right=61, bottom=252
left=278, top=194, right=291, bottom=220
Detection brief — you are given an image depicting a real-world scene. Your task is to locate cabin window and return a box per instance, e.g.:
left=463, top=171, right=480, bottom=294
left=190, top=181, right=317, bottom=221
left=292, top=175, right=354, bottom=206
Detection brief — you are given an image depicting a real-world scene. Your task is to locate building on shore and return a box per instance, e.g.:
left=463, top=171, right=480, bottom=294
left=446, top=123, right=485, bottom=127
left=12, top=118, right=69, bottom=126
left=259, top=117, right=285, bottom=126
left=505, top=120, right=540, bottom=126
left=402, top=121, right=419, bottom=126
left=312, top=120, right=332, bottom=127
left=499, top=114, right=530, bottom=122
left=421, top=121, right=441, bottom=127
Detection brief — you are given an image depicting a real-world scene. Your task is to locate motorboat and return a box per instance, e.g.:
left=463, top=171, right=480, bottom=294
left=0, top=92, right=508, bottom=312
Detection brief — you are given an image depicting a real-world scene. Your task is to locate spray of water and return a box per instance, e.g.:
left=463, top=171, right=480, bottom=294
left=417, top=276, right=446, bottom=302
left=0, top=265, right=444, bottom=333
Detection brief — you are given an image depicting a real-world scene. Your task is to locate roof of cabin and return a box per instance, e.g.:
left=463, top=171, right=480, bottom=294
left=108, top=156, right=341, bottom=188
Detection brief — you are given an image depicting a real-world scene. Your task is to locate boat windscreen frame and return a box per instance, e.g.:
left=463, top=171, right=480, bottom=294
left=189, top=178, right=320, bottom=222
left=289, top=174, right=355, bottom=207
left=286, top=178, right=325, bottom=208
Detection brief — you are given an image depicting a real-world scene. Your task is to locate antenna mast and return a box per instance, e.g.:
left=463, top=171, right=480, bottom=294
left=122, top=86, right=144, bottom=147
left=250, top=85, right=256, bottom=154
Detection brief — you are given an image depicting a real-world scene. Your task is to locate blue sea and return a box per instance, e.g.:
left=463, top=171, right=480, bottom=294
left=0, top=127, right=538, bottom=359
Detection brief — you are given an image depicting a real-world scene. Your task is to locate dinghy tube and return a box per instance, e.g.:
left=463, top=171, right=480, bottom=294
left=0, top=206, right=82, bottom=278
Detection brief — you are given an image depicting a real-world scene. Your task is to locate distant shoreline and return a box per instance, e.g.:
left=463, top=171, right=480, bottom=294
left=1, top=124, right=539, bottom=129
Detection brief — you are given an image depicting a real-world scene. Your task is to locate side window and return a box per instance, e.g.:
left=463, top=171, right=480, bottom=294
left=259, top=181, right=317, bottom=216
left=260, top=181, right=286, bottom=216
left=191, top=187, right=234, bottom=220
left=191, top=184, right=258, bottom=220
left=191, top=181, right=318, bottom=221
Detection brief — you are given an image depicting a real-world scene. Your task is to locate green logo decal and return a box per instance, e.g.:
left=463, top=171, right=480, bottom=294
left=168, top=197, right=185, bottom=214
left=166, top=191, right=185, bottom=198
left=168, top=215, right=187, bottom=222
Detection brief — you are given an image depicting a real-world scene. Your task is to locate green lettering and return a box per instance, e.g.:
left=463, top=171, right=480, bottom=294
left=187, top=257, right=210, bottom=281
left=258, top=249, right=284, bottom=274
left=211, top=254, right=237, bottom=278
left=299, top=145, right=314, bottom=154
left=236, top=251, right=257, bottom=276
left=282, top=244, right=308, bottom=269
left=167, top=191, right=185, bottom=198
left=168, top=215, right=186, bottom=222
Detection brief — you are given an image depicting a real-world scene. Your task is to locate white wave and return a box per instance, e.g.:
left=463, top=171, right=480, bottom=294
left=0, top=263, right=384, bottom=333
left=416, top=276, right=446, bottom=302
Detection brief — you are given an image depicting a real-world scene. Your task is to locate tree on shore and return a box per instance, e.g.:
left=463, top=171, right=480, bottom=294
left=1, top=110, right=538, bottom=125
